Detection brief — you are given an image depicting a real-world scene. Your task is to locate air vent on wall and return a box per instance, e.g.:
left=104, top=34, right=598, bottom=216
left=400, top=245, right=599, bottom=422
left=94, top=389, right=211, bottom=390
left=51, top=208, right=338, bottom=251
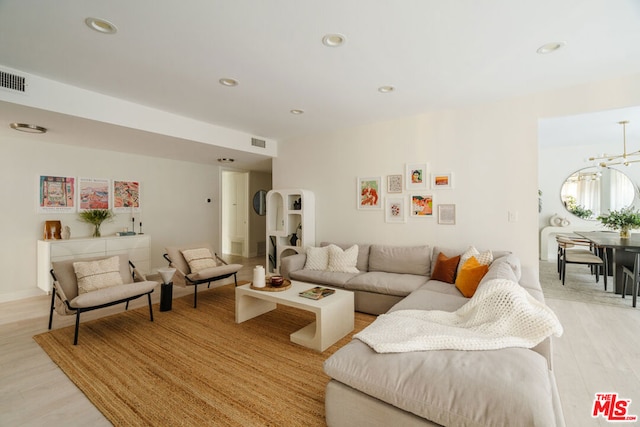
left=251, top=138, right=266, bottom=148
left=0, top=69, right=27, bottom=93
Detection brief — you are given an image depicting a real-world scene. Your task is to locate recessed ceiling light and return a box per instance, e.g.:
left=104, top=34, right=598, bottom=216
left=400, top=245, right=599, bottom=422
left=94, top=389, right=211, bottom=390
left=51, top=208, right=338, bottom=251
left=219, top=78, right=239, bottom=87
left=85, top=17, right=117, bottom=34
left=217, top=158, right=235, bottom=163
left=536, top=41, right=565, bottom=54
left=322, top=33, right=346, bottom=47
left=378, top=86, right=395, bottom=93
left=290, top=109, right=305, bottom=115
left=9, top=122, right=47, bottom=134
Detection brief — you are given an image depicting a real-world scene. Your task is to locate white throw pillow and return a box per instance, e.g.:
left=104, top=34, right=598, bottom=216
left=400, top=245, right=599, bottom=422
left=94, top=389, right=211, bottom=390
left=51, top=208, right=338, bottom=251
left=74, top=256, right=124, bottom=294
left=181, top=247, right=218, bottom=273
left=304, top=246, right=330, bottom=270
left=327, top=244, right=359, bottom=273
left=457, top=246, right=493, bottom=275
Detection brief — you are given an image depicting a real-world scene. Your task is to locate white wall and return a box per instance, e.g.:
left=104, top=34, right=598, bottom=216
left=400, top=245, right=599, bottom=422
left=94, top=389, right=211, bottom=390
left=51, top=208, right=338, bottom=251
left=0, top=137, right=221, bottom=302
left=5, top=73, right=640, bottom=301
left=273, top=73, right=640, bottom=274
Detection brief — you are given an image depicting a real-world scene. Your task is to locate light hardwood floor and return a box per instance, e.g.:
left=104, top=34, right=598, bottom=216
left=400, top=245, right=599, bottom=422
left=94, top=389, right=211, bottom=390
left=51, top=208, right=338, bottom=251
left=1, top=258, right=638, bottom=426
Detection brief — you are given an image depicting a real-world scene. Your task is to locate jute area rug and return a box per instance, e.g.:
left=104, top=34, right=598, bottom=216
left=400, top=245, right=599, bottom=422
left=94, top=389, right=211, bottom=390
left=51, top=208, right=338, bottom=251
left=34, top=283, right=375, bottom=426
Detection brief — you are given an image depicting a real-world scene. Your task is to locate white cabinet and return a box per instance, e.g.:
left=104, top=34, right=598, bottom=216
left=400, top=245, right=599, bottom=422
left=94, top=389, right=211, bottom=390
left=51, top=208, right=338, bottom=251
left=37, top=235, right=151, bottom=293
left=266, top=189, right=315, bottom=274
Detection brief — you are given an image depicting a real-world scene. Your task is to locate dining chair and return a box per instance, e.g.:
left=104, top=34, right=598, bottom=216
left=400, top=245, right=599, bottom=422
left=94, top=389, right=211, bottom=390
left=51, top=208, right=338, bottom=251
left=556, top=235, right=593, bottom=278
left=557, top=235, right=607, bottom=288
left=621, top=249, right=640, bottom=308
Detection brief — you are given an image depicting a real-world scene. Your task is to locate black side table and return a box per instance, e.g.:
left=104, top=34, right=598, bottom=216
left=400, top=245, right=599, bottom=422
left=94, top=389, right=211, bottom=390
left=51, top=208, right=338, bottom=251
left=160, top=282, right=173, bottom=311
left=157, top=267, right=176, bottom=312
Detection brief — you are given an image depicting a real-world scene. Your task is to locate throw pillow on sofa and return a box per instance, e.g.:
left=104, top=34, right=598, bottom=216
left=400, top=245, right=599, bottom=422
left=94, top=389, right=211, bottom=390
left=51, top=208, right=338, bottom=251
left=327, top=244, right=359, bottom=273
left=455, top=256, right=489, bottom=297
left=73, top=256, right=124, bottom=294
left=431, top=252, right=461, bottom=284
left=458, top=246, right=493, bottom=275
left=304, top=246, right=330, bottom=270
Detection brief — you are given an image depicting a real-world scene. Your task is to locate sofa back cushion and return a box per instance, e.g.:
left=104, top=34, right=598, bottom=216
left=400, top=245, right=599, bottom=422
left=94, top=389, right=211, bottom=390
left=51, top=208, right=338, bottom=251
left=321, top=242, right=370, bottom=272
left=480, top=254, right=521, bottom=285
left=368, top=244, right=430, bottom=276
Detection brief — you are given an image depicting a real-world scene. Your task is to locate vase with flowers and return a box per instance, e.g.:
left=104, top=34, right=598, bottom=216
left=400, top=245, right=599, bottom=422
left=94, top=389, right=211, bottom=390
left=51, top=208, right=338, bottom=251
left=597, top=207, right=640, bottom=239
left=78, top=209, right=115, bottom=237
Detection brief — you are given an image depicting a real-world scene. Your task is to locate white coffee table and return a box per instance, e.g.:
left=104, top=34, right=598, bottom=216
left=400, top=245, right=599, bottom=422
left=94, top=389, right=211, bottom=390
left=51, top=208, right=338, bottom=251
left=235, top=281, right=354, bottom=352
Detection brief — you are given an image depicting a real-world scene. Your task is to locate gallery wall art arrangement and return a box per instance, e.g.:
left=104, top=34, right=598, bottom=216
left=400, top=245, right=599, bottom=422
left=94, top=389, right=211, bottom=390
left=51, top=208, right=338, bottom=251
left=358, top=163, right=455, bottom=225
left=38, top=175, right=141, bottom=214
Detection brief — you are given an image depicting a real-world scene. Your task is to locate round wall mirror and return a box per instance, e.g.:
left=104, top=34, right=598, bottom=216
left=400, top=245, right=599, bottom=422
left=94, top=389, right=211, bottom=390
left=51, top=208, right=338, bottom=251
left=560, top=167, right=637, bottom=220
left=253, top=190, right=267, bottom=216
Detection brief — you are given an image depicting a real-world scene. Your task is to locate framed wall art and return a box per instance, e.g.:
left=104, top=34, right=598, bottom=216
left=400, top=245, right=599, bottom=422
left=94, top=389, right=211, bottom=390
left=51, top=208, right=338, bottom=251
left=432, top=172, right=454, bottom=189
left=113, top=180, right=141, bottom=213
left=78, top=177, right=110, bottom=211
left=438, top=204, right=456, bottom=224
left=387, top=174, right=403, bottom=193
left=410, top=194, right=434, bottom=217
left=406, top=163, right=428, bottom=190
left=385, top=197, right=406, bottom=223
left=357, top=176, right=382, bottom=210
left=38, top=175, right=76, bottom=213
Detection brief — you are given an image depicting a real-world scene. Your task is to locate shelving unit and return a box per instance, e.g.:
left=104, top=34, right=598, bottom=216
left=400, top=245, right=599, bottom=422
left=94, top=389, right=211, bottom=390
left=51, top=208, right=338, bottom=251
left=266, top=189, right=315, bottom=274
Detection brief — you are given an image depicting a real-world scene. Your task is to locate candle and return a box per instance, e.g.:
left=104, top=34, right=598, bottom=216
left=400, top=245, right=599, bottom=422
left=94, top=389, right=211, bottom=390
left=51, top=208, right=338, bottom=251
left=252, top=266, right=265, bottom=288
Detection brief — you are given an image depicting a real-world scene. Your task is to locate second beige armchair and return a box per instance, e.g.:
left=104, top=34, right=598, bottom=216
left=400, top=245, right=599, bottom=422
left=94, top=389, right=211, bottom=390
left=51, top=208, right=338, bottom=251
left=164, top=243, right=243, bottom=308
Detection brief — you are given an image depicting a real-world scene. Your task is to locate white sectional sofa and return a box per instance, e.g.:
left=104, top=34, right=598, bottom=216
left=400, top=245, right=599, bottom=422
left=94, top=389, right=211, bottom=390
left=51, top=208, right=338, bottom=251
left=280, top=242, right=565, bottom=427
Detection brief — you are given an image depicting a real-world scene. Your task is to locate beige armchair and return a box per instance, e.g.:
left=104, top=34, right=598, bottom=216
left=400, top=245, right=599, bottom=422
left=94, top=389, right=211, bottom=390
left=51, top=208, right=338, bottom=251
left=48, top=253, right=158, bottom=345
left=163, top=243, right=243, bottom=308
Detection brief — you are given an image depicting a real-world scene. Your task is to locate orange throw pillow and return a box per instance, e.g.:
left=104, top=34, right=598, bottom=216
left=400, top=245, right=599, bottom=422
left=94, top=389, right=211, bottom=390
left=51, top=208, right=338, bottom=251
left=455, top=256, right=489, bottom=297
left=431, top=252, right=461, bottom=284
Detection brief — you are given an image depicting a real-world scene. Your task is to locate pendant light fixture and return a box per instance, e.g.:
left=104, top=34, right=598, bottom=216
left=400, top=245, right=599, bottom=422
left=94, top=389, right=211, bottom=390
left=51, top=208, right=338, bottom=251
left=589, top=121, right=640, bottom=167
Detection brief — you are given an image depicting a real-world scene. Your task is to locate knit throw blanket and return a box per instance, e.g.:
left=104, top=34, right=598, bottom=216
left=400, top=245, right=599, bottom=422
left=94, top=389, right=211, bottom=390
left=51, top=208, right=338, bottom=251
left=354, top=279, right=563, bottom=353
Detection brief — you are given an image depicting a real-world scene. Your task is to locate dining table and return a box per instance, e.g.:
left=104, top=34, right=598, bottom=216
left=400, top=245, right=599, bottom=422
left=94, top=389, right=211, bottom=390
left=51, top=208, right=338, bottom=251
left=575, top=231, right=639, bottom=294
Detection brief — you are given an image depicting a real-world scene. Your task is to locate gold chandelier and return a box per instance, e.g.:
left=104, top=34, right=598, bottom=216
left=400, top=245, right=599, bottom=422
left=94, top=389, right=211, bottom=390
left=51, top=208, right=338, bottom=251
left=589, top=121, right=640, bottom=167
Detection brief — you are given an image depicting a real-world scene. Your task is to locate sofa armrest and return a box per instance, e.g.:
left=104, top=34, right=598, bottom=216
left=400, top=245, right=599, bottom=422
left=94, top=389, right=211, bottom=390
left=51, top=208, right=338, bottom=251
left=280, top=253, right=307, bottom=279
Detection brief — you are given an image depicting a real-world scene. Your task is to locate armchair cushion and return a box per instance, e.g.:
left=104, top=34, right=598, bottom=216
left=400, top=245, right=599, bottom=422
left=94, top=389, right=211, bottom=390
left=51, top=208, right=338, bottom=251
left=70, top=280, right=158, bottom=309
left=73, top=256, right=124, bottom=294
left=181, top=247, right=219, bottom=273
left=186, top=263, right=243, bottom=282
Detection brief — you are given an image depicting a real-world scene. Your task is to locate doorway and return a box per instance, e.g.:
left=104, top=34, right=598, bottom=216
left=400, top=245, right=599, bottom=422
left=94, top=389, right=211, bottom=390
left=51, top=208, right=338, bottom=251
left=221, top=170, right=249, bottom=257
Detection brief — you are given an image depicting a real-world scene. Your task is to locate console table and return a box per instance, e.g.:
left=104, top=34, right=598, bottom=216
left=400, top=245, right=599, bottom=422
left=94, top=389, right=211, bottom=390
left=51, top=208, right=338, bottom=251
left=37, top=234, right=150, bottom=293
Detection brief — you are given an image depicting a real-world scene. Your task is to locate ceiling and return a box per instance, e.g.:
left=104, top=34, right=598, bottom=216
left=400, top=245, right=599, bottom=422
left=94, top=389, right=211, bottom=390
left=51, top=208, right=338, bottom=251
left=1, top=0, right=640, bottom=171
left=539, top=105, right=640, bottom=150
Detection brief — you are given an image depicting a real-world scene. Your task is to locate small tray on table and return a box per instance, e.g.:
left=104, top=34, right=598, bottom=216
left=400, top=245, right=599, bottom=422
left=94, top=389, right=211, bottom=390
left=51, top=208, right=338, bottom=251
left=250, top=279, right=292, bottom=291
